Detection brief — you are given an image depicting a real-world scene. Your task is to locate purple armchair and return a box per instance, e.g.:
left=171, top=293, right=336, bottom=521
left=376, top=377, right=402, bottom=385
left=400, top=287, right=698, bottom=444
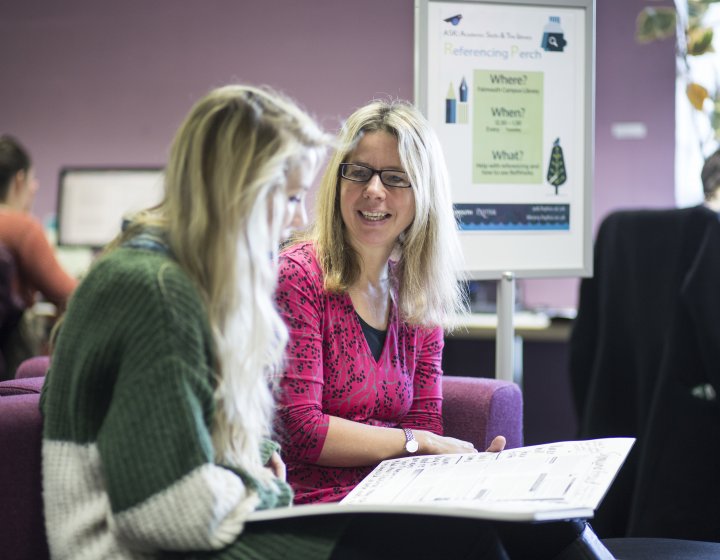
left=443, top=375, right=523, bottom=450
left=11, top=356, right=524, bottom=447
left=14, top=354, right=50, bottom=380
left=0, top=357, right=523, bottom=560
left=0, top=243, right=24, bottom=380
left=0, top=386, right=48, bottom=560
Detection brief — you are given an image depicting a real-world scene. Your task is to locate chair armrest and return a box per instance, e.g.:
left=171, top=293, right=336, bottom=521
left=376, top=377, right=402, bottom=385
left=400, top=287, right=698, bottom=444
left=442, top=375, right=523, bottom=450
left=0, top=392, right=50, bottom=559
left=0, top=376, right=45, bottom=396
left=15, top=356, right=50, bottom=379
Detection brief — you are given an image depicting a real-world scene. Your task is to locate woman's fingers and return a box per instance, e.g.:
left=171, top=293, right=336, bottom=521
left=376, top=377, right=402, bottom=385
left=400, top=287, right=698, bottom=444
left=485, top=435, right=506, bottom=453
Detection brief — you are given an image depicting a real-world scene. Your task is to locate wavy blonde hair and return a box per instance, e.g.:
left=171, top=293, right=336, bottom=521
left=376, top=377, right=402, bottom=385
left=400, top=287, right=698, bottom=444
left=120, top=85, right=328, bottom=478
left=309, top=100, right=466, bottom=327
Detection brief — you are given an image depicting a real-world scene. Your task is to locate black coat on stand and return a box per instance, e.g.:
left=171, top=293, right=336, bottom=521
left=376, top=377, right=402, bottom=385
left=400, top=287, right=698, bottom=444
left=628, top=210, right=720, bottom=541
left=570, top=205, right=720, bottom=540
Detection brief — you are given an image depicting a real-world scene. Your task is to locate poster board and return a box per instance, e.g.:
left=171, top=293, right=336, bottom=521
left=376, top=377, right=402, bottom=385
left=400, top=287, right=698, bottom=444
left=415, top=0, right=594, bottom=279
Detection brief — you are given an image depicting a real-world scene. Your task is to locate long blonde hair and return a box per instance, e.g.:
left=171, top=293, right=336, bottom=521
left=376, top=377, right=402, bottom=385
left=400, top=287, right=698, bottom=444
left=310, top=100, right=466, bottom=327
left=123, top=85, right=328, bottom=477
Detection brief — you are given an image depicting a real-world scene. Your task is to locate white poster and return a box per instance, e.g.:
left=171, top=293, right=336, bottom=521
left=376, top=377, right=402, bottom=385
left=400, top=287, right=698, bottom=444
left=416, top=0, right=594, bottom=278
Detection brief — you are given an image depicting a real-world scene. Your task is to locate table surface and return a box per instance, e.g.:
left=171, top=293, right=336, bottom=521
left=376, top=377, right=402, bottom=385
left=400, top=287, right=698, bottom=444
left=449, top=312, right=572, bottom=342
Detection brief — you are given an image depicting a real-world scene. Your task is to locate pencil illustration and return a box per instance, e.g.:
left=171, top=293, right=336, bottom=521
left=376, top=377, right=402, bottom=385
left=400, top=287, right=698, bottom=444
left=446, top=82, right=457, bottom=124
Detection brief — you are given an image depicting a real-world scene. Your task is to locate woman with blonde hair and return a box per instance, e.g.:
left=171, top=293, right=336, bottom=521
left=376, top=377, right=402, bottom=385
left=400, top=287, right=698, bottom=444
left=274, top=100, right=617, bottom=560
left=40, top=84, right=342, bottom=559
left=275, top=99, right=506, bottom=506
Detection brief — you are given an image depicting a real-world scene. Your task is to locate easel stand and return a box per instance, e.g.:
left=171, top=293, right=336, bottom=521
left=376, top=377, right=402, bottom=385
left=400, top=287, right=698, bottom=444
left=495, top=272, right=516, bottom=383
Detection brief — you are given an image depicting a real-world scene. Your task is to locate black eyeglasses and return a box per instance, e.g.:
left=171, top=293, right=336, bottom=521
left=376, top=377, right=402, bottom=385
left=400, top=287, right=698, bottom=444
left=339, top=163, right=412, bottom=189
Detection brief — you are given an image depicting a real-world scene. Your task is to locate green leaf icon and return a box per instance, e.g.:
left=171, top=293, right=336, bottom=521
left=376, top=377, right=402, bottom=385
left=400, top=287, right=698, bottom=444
left=546, top=138, right=567, bottom=195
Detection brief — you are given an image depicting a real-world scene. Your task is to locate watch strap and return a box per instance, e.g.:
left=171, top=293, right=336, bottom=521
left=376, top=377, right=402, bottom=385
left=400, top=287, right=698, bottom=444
left=402, top=427, right=419, bottom=453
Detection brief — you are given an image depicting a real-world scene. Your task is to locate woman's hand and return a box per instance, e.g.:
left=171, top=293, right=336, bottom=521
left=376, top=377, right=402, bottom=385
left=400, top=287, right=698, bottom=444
left=414, top=430, right=478, bottom=454
left=266, top=451, right=287, bottom=481
left=414, top=431, right=507, bottom=455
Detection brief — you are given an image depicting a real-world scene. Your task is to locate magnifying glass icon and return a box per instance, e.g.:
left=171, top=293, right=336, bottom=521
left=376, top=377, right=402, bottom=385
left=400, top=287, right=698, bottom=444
left=548, top=36, right=559, bottom=48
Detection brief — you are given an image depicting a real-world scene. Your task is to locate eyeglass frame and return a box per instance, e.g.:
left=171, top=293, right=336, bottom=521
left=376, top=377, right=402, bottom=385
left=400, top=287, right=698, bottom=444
left=339, top=162, right=413, bottom=189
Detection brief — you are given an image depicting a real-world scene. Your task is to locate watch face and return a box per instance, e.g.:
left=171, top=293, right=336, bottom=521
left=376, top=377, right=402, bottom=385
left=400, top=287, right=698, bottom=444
left=406, top=439, right=419, bottom=453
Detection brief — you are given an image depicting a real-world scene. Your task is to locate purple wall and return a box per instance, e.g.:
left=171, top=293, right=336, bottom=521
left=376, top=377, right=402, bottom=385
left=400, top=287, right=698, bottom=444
left=1, top=0, right=416, bottom=218
left=1, top=0, right=676, bottom=309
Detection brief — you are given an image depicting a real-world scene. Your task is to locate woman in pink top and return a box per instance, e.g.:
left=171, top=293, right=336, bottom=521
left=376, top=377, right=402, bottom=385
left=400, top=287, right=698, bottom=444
left=275, top=100, right=505, bottom=505
left=0, top=135, right=77, bottom=377
left=274, top=101, right=614, bottom=560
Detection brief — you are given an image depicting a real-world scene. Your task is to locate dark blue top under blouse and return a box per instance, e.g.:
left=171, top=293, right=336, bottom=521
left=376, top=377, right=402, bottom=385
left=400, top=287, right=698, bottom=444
left=356, top=312, right=387, bottom=362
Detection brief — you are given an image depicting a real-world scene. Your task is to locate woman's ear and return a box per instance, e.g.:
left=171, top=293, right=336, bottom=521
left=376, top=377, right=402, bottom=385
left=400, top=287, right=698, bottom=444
left=10, top=170, right=26, bottom=194
left=5, top=170, right=31, bottom=210
left=5, top=170, right=25, bottom=202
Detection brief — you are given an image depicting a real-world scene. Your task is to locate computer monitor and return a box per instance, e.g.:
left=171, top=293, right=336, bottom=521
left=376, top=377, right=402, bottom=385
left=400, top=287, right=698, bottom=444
left=57, top=167, right=165, bottom=249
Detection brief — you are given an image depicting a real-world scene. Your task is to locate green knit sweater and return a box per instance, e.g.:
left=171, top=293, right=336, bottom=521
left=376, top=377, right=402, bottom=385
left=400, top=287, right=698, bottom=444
left=41, top=247, right=345, bottom=559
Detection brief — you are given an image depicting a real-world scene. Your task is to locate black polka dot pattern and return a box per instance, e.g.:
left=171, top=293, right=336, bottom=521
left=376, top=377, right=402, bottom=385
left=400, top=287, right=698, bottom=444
left=274, top=242, right=444, bottom=504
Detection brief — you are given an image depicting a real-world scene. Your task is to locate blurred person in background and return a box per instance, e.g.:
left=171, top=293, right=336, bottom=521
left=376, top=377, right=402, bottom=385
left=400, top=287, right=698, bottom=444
left=0, top=135, right=76, bottom=378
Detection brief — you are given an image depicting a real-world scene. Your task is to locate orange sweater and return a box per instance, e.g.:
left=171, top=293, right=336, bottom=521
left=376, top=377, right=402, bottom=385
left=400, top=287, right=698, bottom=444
left=0, top=208, right=77, bottom=309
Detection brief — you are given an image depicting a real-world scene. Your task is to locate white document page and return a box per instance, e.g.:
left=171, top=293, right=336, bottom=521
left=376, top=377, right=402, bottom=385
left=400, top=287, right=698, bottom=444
left=341, top=438, right=634, bottom=516
left=247, top=438, right=634, bottom=523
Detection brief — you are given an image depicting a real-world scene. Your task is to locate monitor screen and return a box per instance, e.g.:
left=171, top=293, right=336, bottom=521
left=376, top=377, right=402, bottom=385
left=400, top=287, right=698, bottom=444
left=57, top=167, right=165, bottom=248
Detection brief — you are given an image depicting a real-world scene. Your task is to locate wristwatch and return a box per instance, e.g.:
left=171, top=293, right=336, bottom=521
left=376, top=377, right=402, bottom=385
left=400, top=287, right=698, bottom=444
left=402, top=427, right=419, bottom=454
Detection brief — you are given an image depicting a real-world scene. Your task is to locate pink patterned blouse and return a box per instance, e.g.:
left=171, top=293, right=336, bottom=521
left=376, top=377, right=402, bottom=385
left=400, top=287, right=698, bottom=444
left=274, top=242, right=445, bottom=504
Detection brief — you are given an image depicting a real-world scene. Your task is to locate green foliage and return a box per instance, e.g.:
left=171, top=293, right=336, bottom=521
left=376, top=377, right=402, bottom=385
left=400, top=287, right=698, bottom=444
left=687, top=26, right=714, bottom=55
left=637, top=1, right=720, bottom=147
left=636, top=7, right=677, bottom=43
